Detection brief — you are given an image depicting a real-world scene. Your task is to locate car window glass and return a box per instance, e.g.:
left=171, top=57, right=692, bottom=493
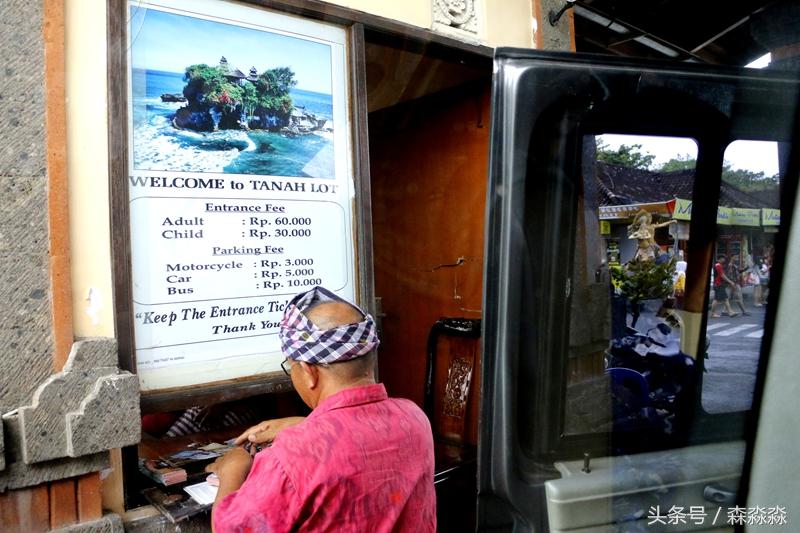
left=563, top=134, right=698, bottom=442
left=701, top=140, right=781, bottom=414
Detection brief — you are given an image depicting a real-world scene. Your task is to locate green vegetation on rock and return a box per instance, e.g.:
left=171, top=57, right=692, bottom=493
left=177, top=63, right=298, bottom=132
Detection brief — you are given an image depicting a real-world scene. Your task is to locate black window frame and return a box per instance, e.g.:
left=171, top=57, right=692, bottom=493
left=480, top=50, right=800, bottom=483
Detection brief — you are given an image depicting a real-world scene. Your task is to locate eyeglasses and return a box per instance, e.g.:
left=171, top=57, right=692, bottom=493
left=280, top=357, right=330, bottom=375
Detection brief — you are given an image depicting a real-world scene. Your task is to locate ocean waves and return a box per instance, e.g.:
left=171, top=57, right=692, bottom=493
left=133, top=108, right=242, bottom=173
left=132, top=95, right=334, bottom=177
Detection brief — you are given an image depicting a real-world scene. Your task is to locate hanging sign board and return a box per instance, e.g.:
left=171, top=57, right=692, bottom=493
left=126, top=0, right=356, bottom=390
left=762, top=208, right=781, bottom=226
left=672, top=198, right=693, bottom=221
left=730, top=208, right=760, bottom=227
left=672, top=198, right=737, bottom=226
left=675, top=198, right=764, bottom=227
left=716, top=206, right=733, bottom=225
left=598, top=201, right=672, bottom=220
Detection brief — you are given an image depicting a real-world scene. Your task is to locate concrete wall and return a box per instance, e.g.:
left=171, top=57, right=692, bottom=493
left=65, top=1, right=114, bottom=340
left=0, top=0, right=54, bottom=414
left=0, top=9, right=137, bottom=517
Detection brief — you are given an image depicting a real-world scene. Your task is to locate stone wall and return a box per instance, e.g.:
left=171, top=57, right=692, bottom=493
left=0, top=0, right=54, bottom=414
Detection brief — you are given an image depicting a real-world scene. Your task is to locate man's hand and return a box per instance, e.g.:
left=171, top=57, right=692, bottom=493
left=206, top=447, right=252, bottom=483
left=233, top=416, right=306, bottom=447
left=206, top=447, right=253, bottom=507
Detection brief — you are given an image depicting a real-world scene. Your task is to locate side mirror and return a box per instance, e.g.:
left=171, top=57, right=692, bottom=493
left=656, top=323, right=672, bottom=336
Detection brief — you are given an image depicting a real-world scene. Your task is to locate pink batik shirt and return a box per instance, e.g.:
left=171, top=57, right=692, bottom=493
left=212, top=383, right=436, bottom=533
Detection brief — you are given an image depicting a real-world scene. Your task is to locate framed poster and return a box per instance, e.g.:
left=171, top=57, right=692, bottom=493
left=123, top=0, right=360, bottom=392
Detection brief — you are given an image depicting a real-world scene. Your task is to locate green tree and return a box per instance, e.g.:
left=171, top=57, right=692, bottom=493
left=654, top=155, right=779, bottom=192
left=721, top=166, right=779, bottom=192
left=250, top=67, right=297, bottom=126
left=611, top=256, right=676, bottom=327
left=259, top=67, right=297, bottom=95
left=657, top=154, right=696, bottom=172
left=179, top=64, right=298, bottom=130
left=596, top=140, right=656, bottom=169
left=183, top=64, right=241, bottom=108
left=241, top=83, right=258, bottom=122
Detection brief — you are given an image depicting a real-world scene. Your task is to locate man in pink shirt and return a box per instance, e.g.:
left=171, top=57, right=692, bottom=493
left=207, top=287, right=436, bottom=532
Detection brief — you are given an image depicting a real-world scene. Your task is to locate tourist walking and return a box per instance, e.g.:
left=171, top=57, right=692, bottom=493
left=711, top=255, right=737, bottom=318
left=727, top=254, right=750, bottom=316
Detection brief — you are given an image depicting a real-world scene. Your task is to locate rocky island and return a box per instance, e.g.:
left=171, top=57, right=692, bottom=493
left=170, top=57, right=331, bottom=137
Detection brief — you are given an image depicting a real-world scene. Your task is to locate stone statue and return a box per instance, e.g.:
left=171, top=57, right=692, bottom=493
left=627, top=209, right=676, bottom=262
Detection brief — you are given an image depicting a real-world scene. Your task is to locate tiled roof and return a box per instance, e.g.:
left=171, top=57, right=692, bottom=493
left=595, top=163, right=776, bottom=209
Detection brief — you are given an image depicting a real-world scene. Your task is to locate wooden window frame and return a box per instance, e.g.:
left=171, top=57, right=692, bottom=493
left=107, top=0, right=374, bottom=414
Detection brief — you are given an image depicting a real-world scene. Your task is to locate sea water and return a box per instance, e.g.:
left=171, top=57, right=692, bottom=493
left=131, top=69, right=335, bottom=178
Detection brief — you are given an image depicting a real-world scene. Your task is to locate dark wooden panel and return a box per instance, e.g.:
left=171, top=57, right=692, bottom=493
left=107, top=0, right=139, bottom=509
left=31, top=485, right=51, bottom=532
left=43, top=0, right=74, bottom=371
left=49, top=478, right=77, bottom=528
left=363, top=33, right=490, bottom=113
left=349, top=23, right=376, bottom=316
left=140, top=373, right=293, bottom=414
left=431, top=336, right=481, bottom=446
left=107, top=0, right=135, bottom=375
left=370, top=80, right=491, bottom=407
left=0, top=485, right=50, bottom=533
left=77, top=473, right=102, bottom=522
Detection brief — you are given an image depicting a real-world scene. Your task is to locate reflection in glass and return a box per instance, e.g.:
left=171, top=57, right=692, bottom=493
left=701, top=140, right=780, bottom=414
left=564, top=135, right=697, bottom=443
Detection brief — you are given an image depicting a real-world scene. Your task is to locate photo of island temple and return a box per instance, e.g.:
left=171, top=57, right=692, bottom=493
left=130, top=6, right=336, bottom=178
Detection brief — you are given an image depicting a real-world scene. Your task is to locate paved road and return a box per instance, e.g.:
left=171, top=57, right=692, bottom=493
left=701, top=305, right=767, bottom=414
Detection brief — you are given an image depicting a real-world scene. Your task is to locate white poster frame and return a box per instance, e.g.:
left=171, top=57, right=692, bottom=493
left=124, top=0, right=357, bottom=391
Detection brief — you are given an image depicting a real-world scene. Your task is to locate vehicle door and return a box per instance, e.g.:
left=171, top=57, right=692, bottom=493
left=479, top=49, right=800, bottom=532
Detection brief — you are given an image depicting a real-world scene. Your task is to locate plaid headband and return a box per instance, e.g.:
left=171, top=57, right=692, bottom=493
left=279, top=286, right=379, bottom=364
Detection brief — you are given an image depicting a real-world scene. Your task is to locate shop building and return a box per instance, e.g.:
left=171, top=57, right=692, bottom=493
left=596, top=163, right=780, bottom=270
